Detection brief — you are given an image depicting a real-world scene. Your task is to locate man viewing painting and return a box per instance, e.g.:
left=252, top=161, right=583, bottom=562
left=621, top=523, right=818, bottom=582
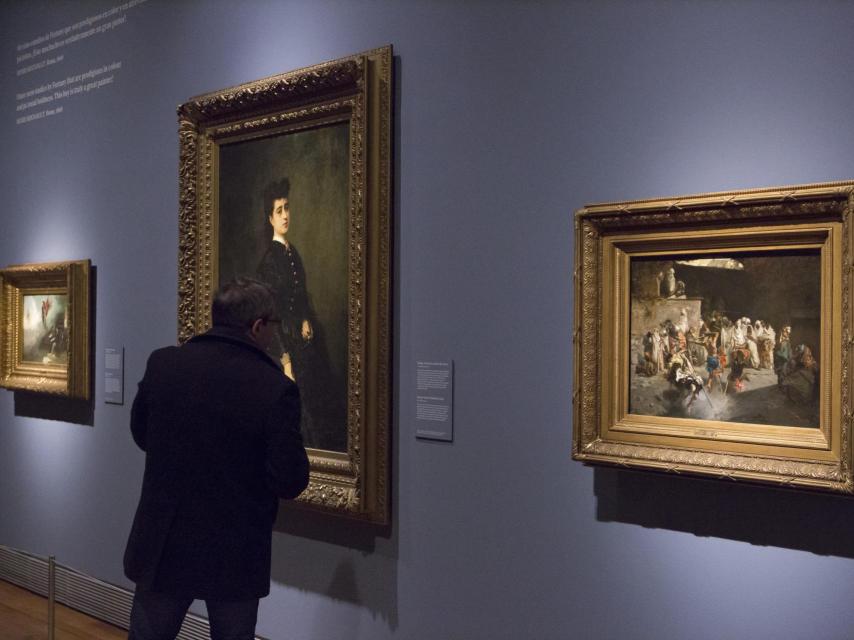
left=629, top=253, right=821, bottom=427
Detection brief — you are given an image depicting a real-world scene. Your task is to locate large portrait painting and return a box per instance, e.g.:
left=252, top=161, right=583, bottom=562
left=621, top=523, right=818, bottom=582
left=0, top=260, right=91, bottom=399
left=219, top=123, right=350, bottom=452
left=573, top=182, right=854, bottom=494
left=178, top=47, right=392, bottom=522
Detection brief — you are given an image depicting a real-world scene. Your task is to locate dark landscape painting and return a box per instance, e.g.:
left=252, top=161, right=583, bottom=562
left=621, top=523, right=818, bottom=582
left=22, top=293, right=68, bottom=364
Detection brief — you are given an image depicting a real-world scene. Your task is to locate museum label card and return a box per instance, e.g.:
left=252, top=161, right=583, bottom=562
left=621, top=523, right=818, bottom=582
left=104, top=347, right=124, bottom=405
left=415, top=360, right=453, bottom=441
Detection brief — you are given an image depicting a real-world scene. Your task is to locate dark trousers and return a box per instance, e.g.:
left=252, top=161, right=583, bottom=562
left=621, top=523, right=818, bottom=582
left=128, top=587, right=259, bottom=640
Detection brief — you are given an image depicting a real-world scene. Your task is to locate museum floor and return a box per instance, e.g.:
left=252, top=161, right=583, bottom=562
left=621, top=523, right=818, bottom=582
left=0, top=579, right=125, bottom=639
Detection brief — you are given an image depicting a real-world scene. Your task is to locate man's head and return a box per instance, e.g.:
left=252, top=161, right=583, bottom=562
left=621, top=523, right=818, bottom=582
left=263, top=178, right=291, bottom=237
left=211, top=277, right=278, bottom=346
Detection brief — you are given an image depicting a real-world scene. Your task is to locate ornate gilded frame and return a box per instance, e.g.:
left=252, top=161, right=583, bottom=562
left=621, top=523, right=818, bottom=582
left=573, top=181, right=854, bottom=493
left=177, top=47, right=392, bottom=523
left=0, top=260, right=91, bottom=399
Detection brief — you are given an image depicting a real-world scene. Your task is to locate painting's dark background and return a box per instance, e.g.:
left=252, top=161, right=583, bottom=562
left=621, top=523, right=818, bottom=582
left=219, top=122, right=350, bottom=452
left=3, top=2, right=854, bottom=639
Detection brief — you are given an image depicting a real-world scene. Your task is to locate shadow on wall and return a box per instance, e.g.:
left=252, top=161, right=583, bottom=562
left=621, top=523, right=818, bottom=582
left=595, top=467, right=854, bottom=559
left=14, top=392, right=94, bottom=426
left=268, top=506, right=399, bottom=631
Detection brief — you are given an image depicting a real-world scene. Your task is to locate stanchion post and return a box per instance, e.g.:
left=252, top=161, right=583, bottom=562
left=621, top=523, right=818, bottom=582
left=48, top=555, right=56, bottom=640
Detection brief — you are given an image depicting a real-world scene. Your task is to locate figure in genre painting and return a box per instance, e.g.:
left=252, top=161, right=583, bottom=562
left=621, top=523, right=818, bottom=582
left=629, top=251, right=821, bottom=427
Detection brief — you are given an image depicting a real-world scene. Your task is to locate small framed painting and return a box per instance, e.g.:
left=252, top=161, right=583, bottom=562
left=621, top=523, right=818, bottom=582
left=0, top=260, right=91, bottom=399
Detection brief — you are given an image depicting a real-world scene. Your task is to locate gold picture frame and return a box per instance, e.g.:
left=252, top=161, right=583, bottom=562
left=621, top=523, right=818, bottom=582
left=177, top=47, right=392, bottom=523
left=573, top=181, right=854, bottom=493
left=0, top=260, right=91, bottom=399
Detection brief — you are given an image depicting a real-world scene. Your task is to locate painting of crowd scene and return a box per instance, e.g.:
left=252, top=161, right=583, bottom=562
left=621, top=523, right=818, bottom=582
left=629, top=251, right=821, bottom=428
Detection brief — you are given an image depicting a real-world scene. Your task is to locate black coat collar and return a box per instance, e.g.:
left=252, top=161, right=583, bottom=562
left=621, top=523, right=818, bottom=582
left=189, top=325, right=282, bottom=373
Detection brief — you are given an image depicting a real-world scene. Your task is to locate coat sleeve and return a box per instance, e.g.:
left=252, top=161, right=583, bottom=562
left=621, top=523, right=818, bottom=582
left=130, top=356, right=154, bottom=451
left=265, top=382, right=310, bottom=499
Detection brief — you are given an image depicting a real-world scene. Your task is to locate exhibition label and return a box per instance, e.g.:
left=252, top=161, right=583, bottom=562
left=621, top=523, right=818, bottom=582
left=415, top=360, right=453, bottom=441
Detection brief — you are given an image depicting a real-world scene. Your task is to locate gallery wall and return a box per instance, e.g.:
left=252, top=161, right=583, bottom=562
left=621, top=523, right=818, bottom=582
left=2, top=1, right=854, bottom=639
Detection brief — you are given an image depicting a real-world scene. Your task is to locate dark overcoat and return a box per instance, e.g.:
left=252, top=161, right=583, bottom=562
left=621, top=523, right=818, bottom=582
left=123, top=325, right=309, bottom=600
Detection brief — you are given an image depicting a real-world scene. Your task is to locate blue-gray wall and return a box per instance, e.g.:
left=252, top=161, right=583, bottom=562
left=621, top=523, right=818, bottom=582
left=2, top=1, right=854, bottom=638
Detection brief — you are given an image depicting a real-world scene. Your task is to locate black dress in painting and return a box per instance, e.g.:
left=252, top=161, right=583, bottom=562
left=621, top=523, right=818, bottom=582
left=256, top=240, right=346, bottom=451
left=256, top=240, right=311, bottom=359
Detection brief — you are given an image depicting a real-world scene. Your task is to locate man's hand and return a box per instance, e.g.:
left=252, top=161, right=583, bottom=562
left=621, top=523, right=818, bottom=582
left=281, top=352, right=295, bottom=381
left=301, top=319, right=313, bottom=341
